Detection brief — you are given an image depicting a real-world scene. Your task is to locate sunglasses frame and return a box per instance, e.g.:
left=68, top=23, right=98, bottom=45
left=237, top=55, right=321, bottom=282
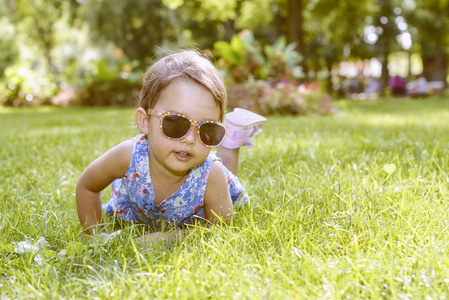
left=147, top=109, right=230, bottom=147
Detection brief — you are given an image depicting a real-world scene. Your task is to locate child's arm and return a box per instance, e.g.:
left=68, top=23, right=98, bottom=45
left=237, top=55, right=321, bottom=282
left=137, top=161, right=232, bottom=246
left=76, top=140, right=133, bottom=235
left=203, top=161, right=233, bottom=223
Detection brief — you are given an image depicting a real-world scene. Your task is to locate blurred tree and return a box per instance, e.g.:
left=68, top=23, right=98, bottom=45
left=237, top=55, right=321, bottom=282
left=0, top=2, right=19, bottom=78
left=81, top=0, right=170, bottom=67
left=403, top=0, right=449, bottom=85
left=162, top=0, right=236, bottom=49
left=164, top=0, right=278, bottom=48
left=2, top=0, right=448, bottom=103
left=300, top=0, right=374, bottom=90
left=5, top=0, right=70, bottom=74
left=286, top=0, right=308, bottom=77
left=369, top=0, right=403, bottom=87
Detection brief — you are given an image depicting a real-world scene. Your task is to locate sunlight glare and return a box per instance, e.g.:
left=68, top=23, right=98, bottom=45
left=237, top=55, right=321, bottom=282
left=399, top=32, right=412, bottom=50
left=364, top=26, right=378, bottom=44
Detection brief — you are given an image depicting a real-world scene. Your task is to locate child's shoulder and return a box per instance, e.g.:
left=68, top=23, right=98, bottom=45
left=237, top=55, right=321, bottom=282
left=108, top=139, right=133, bottom=163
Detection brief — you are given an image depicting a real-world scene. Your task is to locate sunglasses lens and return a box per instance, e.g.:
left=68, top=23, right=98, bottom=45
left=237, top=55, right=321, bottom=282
left=199, top=123, right=226, bottom=146
left=161, top=115, right=191, bottom=139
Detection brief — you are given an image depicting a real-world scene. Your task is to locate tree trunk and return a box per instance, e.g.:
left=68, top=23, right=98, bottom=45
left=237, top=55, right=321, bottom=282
left=378, top=49, right=390, bottom=91
left=325, top=59, right=333, bottom=94
left=223, top=19, right=236, bottom=42
left=422, top=43, right=448, bottom=86
left=380, top=58, right=389, bottom=89
left=287, top=0, right=308, bottom=80
left=223, top=0, right=242, bottom=42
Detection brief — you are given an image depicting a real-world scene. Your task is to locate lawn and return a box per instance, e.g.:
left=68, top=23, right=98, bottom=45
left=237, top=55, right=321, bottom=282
left=1, top=97, right=449, bottom=299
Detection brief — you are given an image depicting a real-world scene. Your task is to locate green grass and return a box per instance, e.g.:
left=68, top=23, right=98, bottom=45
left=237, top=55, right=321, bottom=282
left=1, top=98, right=449, bottom=299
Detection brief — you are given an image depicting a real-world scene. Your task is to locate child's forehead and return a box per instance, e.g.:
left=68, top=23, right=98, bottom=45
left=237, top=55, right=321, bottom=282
left=154, top=78, right=220, bottom=120
left=159, top=77, right=216, bottom=103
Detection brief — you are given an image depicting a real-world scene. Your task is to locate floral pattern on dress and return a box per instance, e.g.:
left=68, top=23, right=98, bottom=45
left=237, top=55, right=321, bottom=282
left=174, top=197, right=186, bottom=207
left=103, top=134, right=248, bottom=227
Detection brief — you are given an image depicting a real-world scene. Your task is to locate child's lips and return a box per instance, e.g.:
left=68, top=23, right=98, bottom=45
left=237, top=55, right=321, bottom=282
left=174, top=150, right=192, bottom=161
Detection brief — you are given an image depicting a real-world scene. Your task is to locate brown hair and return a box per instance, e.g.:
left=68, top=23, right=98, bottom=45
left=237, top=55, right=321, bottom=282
left=139, top=50, right=227, bottom=121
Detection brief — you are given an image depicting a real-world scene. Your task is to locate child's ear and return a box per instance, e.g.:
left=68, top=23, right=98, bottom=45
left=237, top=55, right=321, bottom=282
left=136, top=108, right=150, bottom=133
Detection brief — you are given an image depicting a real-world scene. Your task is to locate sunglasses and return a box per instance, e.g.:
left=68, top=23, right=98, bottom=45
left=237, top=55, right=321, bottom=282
left=147, top=109, right=230, bottom=147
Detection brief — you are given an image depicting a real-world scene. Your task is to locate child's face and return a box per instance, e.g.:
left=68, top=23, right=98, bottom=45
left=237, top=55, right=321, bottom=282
left=147, top=78, right=220, bottom=177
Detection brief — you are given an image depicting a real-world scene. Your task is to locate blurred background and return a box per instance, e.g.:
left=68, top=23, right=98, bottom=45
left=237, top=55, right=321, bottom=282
left=1, top=0, right=448, bottom=114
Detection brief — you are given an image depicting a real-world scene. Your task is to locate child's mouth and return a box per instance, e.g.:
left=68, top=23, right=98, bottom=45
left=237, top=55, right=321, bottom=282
left=174, top=151, right=192, bottom=161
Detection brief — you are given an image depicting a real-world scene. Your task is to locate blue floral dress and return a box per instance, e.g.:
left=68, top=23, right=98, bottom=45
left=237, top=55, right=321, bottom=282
left=103, top=134, right=248, bottom=227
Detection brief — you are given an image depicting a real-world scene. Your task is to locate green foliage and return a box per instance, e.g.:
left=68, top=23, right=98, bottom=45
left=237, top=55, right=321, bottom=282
left=75, top=54, right=142, bottom=106
left=0, top=17, right=18, bottom=79
left=2, top=99, right=449, bottom=298
left=235, top=0, right=274, bottom=29
left=9, top=0, right=71, bottom=75
left=214, top=30, right=265, bottom=82
left=227, top=79, right=333, bottom=116
left=305, top=0, right=375, bottom=69
left=81, top=0, right=169, bottom=65
left=0, top=65, right=58, bottom=106
left=1, top=0, right=448, bottom=109
left=214, top=30, right=302, bottom=84
left=263, top=36, right=303, bottom=82
left=214, top=30, right=307, bottom=115
left=402, top=0, right=449, bottom=81
left=76, top=77, right=141, bottom=107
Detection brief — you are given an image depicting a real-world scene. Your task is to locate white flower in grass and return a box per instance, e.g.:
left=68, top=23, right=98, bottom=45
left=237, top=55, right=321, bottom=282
left=34, top=254, right=44, bottom=265
left=94, top=230, right=122, bottom=244
left=15, top=237, right=48, bottom=254
left=15, top=241, right=38, bottom=254
left=15, top=237, right=50, bottom=265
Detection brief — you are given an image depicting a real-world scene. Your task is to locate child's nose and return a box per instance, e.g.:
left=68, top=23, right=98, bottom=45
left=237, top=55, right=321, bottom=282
left=182, top=127, right=197, bottom=145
